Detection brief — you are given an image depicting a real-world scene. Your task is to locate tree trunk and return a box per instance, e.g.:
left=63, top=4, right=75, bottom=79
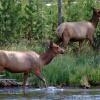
left=58, top=0, right=62, bottom=26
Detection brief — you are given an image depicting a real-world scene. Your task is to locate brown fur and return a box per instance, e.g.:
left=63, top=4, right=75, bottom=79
left=0, top=41, right=64, bottom=93
left=56, top=8, right=100, bottom=49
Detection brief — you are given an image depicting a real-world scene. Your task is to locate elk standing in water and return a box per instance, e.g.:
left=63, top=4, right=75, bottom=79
left=56, top=8, right=100, bottom=50
left=0, top=41, right=64, bottom=93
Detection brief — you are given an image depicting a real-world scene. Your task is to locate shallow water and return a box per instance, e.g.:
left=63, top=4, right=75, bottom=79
left=0, top=86, right=100, bottom=100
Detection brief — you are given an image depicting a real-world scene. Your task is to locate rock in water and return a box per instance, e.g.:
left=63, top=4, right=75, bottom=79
left=80, top=76, right=91, bottom=88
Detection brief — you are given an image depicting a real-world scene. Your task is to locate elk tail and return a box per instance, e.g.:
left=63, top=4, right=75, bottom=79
left=56, top=23, right=66, bottom=38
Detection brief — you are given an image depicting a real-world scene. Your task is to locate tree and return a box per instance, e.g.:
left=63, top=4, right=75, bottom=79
left=58, top=0, right=62, bottom=25
left=0, top=0, right=22, bottom=43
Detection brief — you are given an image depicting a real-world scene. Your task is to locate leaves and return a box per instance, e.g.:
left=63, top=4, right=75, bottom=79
left=0, top=0, right=99, bottom=44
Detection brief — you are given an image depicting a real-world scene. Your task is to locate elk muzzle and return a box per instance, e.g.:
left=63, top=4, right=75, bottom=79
left=60, top=48, right=65, bottom=54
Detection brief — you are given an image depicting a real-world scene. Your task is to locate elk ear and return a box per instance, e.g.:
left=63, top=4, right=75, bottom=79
left=98, top=10, right=100, bottom=15
left=46, top=40, right=53, bottom=48
left=92, top=7, right=97, bottom=13
left=49, top=40, right=53, bottom=48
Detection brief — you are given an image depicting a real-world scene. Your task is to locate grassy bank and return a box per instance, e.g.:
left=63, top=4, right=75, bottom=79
left=0, top=41, right=100, bottom=88
left=43, top=52, right=100, bottom=87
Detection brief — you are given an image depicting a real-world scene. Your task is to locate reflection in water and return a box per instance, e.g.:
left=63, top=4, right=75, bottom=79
left=0, top=86, right=100, bottom=100
left=65, top=95, right=100, bottom=100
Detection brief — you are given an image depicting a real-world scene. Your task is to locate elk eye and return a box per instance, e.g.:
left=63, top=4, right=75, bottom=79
left=56, top=46, right=59, bottom=49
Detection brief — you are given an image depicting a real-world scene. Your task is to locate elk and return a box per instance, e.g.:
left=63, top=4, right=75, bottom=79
left=0, top=41, right=64, bottom=93
left=56, top=8, right=100, bottom=50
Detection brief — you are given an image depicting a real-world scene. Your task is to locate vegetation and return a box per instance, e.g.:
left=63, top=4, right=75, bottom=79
left=0, top=0, right=100, bottom=87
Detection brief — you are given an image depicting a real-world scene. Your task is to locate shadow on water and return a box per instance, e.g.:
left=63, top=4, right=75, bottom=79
left=0, top=86, right=100, bottom=100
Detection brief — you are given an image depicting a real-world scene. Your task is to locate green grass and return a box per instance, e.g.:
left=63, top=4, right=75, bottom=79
left=0, top=41, right=100, bottom=87
left=42, top=52, right=100, bottom=87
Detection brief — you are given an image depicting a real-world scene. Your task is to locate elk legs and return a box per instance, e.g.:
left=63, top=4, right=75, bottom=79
left=23, top=72, right=28, bottom=94
left=34, top=69, right=47, bottom=88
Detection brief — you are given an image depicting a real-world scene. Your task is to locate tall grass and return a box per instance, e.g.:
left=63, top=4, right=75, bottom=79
left=42, top=51, right=100, bottom=87
left=0, top=41, right=100, bottom=87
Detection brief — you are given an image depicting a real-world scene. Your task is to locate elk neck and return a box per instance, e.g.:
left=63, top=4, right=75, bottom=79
left=40, top=49, right=56, bottom=66
left=90, top=14, right=99, bottom=28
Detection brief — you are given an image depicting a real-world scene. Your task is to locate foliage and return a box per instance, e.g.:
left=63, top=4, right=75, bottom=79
left=0, top=0, right=100, bottom=87
left=0, top=0, right=22, bottom=43
left=0, top=0, right=100, bottom=43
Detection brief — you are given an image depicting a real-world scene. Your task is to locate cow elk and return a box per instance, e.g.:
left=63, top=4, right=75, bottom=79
left=0, top=41, right=64, bottom=93
left=56, top=8, right=100, bottom=50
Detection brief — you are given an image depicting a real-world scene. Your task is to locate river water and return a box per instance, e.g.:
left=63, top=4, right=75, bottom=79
left=0, top=86, right=100, bottom=100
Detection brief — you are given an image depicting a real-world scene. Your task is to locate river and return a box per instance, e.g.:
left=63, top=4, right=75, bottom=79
left=0, top=86, right=100, bottom=100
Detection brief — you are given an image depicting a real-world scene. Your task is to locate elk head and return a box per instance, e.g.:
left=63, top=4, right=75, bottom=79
left=49, top=40, right=65, bottom=54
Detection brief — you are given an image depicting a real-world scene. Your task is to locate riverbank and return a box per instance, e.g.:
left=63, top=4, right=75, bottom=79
left=0, top=42, right=100, bottom=88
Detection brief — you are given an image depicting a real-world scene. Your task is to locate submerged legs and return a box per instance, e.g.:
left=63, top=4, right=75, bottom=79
left=22, top=72, right=28, bottom=94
